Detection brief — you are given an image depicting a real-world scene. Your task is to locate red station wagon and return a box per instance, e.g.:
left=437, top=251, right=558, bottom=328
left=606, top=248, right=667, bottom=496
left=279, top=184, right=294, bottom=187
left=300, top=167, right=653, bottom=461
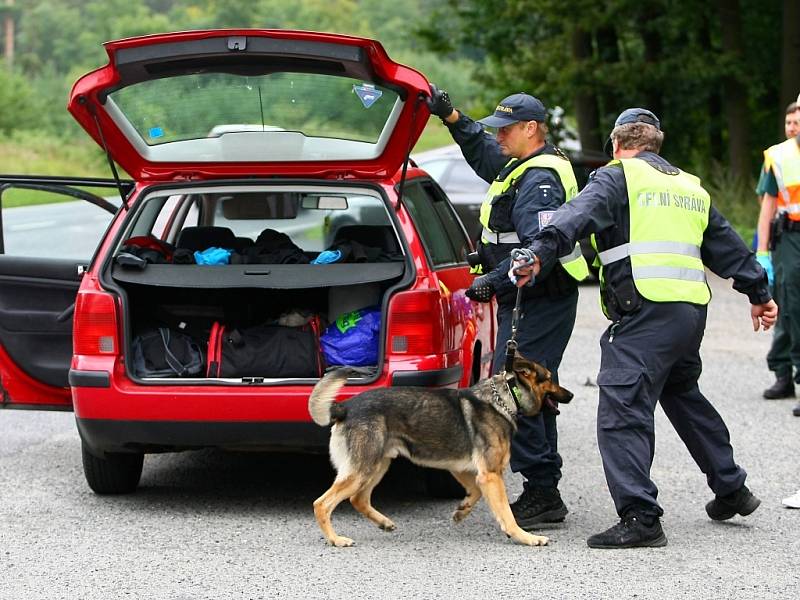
left=0, top=30, right=495, bottom=496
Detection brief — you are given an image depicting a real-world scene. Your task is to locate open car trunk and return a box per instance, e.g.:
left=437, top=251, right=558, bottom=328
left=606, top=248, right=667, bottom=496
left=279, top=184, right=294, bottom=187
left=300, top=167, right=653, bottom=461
left=105, top=182, right=409, bottom=383
left=113, top=271, right=404, bottom=383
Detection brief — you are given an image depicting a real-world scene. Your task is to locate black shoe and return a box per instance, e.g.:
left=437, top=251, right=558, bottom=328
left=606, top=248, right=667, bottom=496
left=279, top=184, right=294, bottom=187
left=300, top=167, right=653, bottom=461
left=587, top=514, right=667, bottom=549
left=763, top=375, right=795, bottom=399
left=510, top=486, right=568, bottom=530
left=705, top=485, right=761, bottom=521
left=793, top=403, right=800, bottom=417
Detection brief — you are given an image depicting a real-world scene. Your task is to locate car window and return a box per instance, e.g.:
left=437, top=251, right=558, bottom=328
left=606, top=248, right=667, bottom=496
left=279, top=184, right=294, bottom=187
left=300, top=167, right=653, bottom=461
left=0, top=183, right=119, bottom=259
left=402, top=181, right=467, bottom=267
left=127, top=187, right=392, bottom=254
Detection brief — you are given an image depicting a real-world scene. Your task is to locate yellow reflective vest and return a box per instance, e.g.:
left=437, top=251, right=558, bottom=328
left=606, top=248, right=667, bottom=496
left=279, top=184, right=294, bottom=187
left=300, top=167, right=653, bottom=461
left=764, top=138, right=800, bottom=221
left=595, top=158, right=711, bottom=306
left=478, top=153, right=589, bottom=282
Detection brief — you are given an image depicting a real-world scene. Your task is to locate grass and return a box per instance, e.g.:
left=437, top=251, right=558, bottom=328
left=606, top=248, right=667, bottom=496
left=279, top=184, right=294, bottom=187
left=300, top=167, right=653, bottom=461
left=698, top=163, right=760, bottom=247
left=413, top=119, right=456, bottom=153
left=1, top=130, right=119, bottom=207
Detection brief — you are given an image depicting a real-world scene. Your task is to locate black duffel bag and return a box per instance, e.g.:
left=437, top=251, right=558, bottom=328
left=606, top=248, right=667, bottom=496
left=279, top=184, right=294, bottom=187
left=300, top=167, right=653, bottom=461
left=206, top=319, right=323, bottom=378
left=132, top=328, right=205, bottom=378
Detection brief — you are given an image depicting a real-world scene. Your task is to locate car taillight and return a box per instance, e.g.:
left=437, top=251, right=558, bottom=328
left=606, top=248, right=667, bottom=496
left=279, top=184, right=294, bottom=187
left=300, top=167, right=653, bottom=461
left=73, top=291, right=118, bottom=355
left=387, top=289, right=445, bottom=355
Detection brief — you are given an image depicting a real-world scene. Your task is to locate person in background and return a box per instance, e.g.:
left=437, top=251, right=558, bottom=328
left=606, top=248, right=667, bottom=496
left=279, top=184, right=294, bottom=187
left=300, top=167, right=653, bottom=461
left=509, top=108, right=776, bottom=548
left=426, top=85, right=589, bottom=531
left=759, top=101, right=800, bottom=400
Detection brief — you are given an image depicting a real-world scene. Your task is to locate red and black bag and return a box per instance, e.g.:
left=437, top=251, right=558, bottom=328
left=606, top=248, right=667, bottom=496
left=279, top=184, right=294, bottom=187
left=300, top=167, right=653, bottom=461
left=206, top=317, right=323, bottom=378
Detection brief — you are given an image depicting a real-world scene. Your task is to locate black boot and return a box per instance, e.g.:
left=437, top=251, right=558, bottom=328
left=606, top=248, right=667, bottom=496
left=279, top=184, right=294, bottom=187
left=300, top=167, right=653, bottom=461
left=763, top=375, right=795, bottom=399
left=793, top=402, right=800, bottom=417
left=587, top=512, right=667, bottom=549
left=510, top=486, right=568, bottom=530
left=705, top=485, right=761, bottom=521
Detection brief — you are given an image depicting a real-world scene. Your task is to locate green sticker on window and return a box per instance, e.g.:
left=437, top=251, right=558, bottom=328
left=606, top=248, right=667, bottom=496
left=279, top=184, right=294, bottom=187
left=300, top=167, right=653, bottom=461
left=336, top=310, right=363, bottom=334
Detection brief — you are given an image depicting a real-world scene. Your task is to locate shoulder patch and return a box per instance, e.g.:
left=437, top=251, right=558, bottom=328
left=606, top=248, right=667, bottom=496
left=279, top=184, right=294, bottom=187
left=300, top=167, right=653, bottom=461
left=538, top=210, right=555, bottom=229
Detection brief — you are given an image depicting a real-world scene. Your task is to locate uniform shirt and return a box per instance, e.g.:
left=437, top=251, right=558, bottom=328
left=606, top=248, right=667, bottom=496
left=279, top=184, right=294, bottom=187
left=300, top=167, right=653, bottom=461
left=756, top=162, right=779, bottom=197
left=525, top=151, right=771, bottom=305
left=446, top=113, right=566, bottom=295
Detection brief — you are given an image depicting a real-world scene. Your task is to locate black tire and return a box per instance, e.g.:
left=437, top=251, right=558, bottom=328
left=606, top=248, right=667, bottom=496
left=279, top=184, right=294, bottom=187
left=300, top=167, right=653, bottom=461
left=81, top=442, right=143, bottom=495
left=423, top=468, right=466, bottom=499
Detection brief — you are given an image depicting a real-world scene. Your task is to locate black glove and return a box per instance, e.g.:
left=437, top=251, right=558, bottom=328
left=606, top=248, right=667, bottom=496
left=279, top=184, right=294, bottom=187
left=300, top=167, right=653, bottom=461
left=465, top=274, right=495, bottom=303
left=427, top=84, right=454, bottom=120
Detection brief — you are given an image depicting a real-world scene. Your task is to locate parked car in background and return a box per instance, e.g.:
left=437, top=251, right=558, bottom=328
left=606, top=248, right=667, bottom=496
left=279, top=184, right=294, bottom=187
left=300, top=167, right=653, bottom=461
left=414, top=144, right=606, bottom=276
left=0, top=29, right=494, bottom=498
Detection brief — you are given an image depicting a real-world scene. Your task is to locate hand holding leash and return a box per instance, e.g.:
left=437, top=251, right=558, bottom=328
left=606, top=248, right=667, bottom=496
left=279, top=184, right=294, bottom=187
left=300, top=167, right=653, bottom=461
left=508, top=248, right=539, bottom=287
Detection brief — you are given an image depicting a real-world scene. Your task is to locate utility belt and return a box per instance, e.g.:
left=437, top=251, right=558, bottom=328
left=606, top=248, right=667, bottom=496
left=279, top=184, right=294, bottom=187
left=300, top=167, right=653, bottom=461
left=769, top=212, right=800, bottom=250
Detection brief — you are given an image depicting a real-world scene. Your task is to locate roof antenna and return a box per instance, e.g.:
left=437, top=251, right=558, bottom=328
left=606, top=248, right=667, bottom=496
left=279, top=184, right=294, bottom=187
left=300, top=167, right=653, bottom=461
left=79, top=95, right=130, bottom=211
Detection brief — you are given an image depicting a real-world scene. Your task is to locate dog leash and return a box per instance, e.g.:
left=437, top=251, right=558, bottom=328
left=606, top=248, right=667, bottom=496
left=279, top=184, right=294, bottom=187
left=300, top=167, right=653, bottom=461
left=504, top=248, right=537, bottom=373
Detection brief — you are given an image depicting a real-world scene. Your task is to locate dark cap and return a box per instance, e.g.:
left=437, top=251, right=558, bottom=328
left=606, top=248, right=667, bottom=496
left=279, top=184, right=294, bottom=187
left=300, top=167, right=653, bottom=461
left=477, top=93, right=547, bottom=128
left=604, top=107, right=661, bottom=156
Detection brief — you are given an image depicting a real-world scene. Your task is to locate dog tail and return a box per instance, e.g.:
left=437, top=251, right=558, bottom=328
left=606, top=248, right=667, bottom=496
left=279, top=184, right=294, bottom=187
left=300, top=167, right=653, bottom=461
left=308, top=368, right=351, bottom=426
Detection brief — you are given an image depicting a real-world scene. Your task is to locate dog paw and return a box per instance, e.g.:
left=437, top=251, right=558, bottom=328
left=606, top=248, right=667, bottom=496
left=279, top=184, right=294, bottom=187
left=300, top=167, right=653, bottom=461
left=331, top=535, right=355, bottom=547
left=522, top=534, right=549, bottom=546
left=452, top=508, right=472, bottom=523
left=379, top=521, right=396, bottom=532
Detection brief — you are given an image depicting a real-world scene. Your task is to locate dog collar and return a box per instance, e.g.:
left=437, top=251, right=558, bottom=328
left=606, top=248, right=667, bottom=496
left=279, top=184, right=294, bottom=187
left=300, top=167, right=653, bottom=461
left=490, top=377, right=518, bottom=423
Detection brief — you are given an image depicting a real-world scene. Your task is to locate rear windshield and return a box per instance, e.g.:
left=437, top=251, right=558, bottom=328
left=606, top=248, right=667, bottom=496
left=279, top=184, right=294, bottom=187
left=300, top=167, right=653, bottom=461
left=106, top=72, right=402, bottom=163
left=121, top=185, right=401, bottom=260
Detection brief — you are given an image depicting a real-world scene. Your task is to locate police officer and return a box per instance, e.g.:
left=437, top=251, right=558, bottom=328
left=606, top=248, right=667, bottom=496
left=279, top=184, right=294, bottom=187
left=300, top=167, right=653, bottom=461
left=756, top=97, right=800, bottom=414
left=510, top=108, right=777, bottom=548
left=426, top=86, right=590, bottom=530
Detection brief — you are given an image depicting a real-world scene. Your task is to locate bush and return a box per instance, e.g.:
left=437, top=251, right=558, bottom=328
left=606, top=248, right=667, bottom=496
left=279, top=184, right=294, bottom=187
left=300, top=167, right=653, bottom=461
left=699, top=163, right=759, bottom=247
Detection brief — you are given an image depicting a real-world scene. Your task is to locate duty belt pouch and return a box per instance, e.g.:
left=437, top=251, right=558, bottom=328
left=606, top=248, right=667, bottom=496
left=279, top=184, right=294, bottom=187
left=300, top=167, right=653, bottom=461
left=769, top=213, right=786, bottom=250
left=487, top=189, right=517, bottom=234
left=206, top=319, right=323, bottom=378
left=606, top=278, right=642, bottom=318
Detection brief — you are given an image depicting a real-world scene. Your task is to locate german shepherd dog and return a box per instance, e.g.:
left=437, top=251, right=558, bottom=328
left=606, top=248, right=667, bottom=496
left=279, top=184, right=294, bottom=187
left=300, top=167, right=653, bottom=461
left=309, top=354, right=573, bottom=547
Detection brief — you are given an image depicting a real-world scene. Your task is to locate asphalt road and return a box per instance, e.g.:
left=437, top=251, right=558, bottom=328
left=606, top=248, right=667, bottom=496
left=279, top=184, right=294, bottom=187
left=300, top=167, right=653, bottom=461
left=1, top=276, right=799, bottom=599
left=2, top=200, right=116, bottom=259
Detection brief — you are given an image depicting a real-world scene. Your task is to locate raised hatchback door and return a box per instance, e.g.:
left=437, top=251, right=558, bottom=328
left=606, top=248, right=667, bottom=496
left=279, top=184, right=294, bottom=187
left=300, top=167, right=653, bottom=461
left=67, top=29, right=431, bottom=181
left=0, top=177, right=123, bottom=409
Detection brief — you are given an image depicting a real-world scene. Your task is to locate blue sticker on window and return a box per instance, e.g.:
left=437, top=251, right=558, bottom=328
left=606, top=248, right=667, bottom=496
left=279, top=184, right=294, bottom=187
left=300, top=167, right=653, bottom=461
left=353, top=84, right=382, bottom=108
left=148, top=127, right=164, bottom=139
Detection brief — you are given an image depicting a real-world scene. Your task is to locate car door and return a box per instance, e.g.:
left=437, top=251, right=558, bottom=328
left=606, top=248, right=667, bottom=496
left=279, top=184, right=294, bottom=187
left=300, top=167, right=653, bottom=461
left=400, top=178, right=495, bottom=384
left=0, top=176, right=124, bottom=409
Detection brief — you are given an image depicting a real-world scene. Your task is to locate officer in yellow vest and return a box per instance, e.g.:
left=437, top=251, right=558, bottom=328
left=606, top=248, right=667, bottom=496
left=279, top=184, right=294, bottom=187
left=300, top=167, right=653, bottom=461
left=510, top=108, right=777, bottom=548
left=755, top=99, right=800, bottom=416
left=427, top=86, right=589, bottom=530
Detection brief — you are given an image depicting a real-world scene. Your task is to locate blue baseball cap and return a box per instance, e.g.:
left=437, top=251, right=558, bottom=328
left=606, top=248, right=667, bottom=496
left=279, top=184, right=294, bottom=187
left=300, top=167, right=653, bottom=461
left=477, top=93, right=547, bottom=128
left=604, top=108, right=661, bottom=156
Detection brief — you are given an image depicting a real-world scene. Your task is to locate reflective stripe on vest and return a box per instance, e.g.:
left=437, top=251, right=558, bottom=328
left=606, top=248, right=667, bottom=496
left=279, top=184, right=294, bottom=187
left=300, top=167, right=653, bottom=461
left=479, top=153, right=589, bottom=281
left=613, top=158, right=711, bottom=305
left=597, top=241, right=702, bottom=265
left=480, top=227, right=520, bottom=244
left=764, top=138, right=800, bottom=220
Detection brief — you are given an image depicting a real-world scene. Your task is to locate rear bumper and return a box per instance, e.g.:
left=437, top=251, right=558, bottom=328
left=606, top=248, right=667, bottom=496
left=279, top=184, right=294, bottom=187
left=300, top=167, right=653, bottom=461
left=77, top=418, right=329, bottom=454
left=71, top=362, right=462, bottom=453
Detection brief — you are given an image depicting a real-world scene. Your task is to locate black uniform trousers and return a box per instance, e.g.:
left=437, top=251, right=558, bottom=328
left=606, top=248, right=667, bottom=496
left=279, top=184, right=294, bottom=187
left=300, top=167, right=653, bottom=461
left=767, top=230, right=800, bottom=380
left=597, top=300, right=747, bottom=518
left=492, top=288, right=578, bottom=489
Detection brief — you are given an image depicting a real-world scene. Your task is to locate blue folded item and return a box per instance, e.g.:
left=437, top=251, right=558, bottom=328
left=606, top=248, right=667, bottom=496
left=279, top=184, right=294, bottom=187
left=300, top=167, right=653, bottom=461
left=194, top=247, right=233, bottom=265
left=321, top=306, right=381, bottom=366
left=312, top=249, right=343, bottom=264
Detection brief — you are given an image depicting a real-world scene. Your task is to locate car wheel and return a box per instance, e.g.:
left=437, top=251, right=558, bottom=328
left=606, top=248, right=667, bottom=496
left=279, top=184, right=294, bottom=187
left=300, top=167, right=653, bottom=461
left=81, top=442, right=143, bottom=495
left=423, top=468, right=466, bottom=499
